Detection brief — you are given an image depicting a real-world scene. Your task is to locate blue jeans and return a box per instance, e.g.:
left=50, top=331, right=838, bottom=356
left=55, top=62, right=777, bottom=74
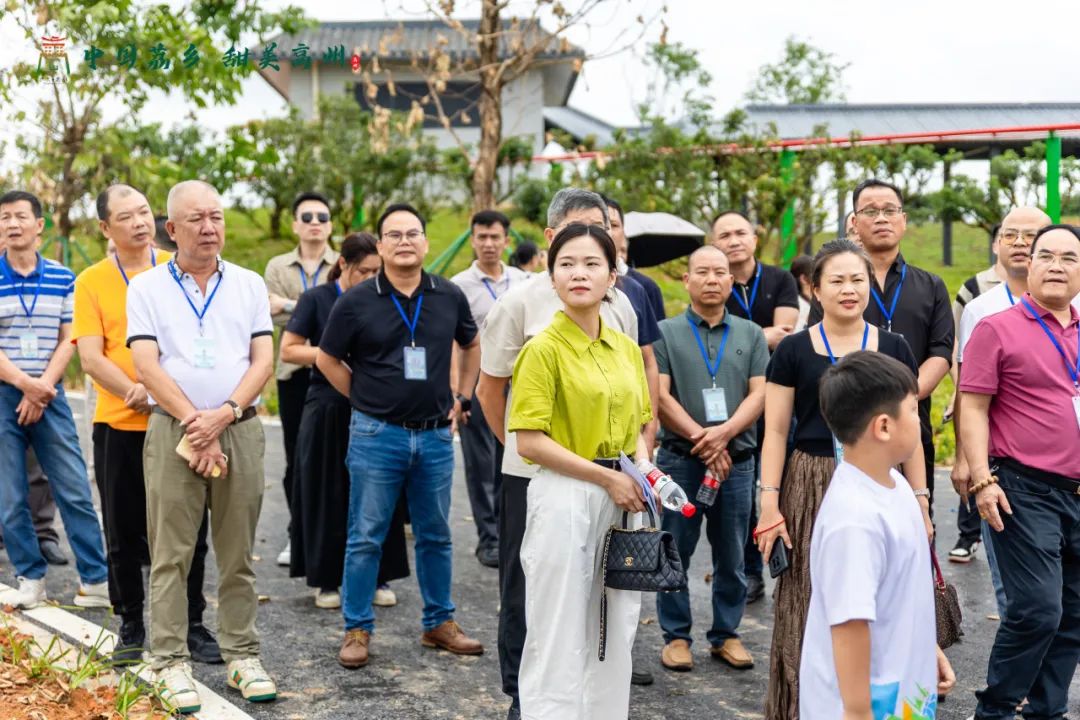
left=342, top=411, right=455, bottom=632
left=975, top=464, right=1080, bottom=720
left=0, top=383, right=107, bottom=583
left=656, top=448, right=754, bottom=646
left=982, top=518, right=1008, bottom=617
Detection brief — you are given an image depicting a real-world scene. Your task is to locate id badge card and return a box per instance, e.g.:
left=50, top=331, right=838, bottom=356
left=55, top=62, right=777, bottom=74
left=832, top=434, right=845, bottom=465
left=404, top=346, right=427, bottom=381
left=702, top=386, right=728, bottom=423
left=18, top=332, right=38, bottom=359
left=193, top=337, right=217, bottom=369
left=1073, top=395, right=1080, bottom=432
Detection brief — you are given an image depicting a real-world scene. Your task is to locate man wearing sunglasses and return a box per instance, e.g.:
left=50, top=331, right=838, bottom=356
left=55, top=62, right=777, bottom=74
left=263, top=192, right=340, bottom=568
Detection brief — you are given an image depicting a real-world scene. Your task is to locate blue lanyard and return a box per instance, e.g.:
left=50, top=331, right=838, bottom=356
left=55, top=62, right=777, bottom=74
left=391, top=293, right=424, bottom=347
left=481, top=276, right=508, bottom=300
left=732, top=262, right=762, bottom=317
left=686, top=314, right=730, bottom=386
left=0, top=253, right=45, bottom=319
left=819, top=322, right=870, bottom=365
left=1005, top=284, right=1016, bottom=306
left=870, top=263, right=907, bottom=331
left=115, top=248, right=157, bottom=286
left=334, top=281, right=343, bottom=297
left=168, top=260, right=223, bottom=332
left=1020, top=298, right=1080, bottom=388
left=299, top=264, right=322, bottom=292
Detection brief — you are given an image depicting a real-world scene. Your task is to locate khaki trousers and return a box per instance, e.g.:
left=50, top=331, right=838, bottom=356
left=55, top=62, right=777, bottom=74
left=144, top=413, right=265, bottom=668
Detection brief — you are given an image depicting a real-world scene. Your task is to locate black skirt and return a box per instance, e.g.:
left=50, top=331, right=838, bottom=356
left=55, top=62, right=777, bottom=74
left=290, top=392, right=411, bottom=588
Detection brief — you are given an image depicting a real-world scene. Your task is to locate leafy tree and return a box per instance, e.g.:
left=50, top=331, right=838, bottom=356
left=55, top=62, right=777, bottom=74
left=745, top=36, right=849, bottom=105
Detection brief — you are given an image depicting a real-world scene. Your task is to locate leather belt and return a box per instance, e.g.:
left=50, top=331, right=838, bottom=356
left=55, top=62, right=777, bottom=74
left=993, top=456, right=1080, bottom=495
left=396, top=417, right=452, bottom=431
left=660, top=441, right=754, bottom=465
left=151, top=405, right=257, bottom=424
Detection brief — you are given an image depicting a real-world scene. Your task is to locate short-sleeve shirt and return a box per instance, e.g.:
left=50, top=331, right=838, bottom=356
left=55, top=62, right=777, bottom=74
left=725, top=259, right=800, bottom=329
left=319, top=270, right=477, bottom=423
left=480, top=271, right=640, bottom=479
left=450, top=261, right=528, bottom=329
left=654, top=308, right=768, bottom=453
left=952, top=266, right=1001, bottom=342
left=800, top=462, right=938, bottom=720
left=767, top=329, right=919, bottom=457
left=0, top=253, right=74, bottom=377
left=125, top=259, right=274, bottom=410
left=284, top=281, right=344, bottom=403
left=265, top=245, right=340, bottom=381
left=627, top=266, right=666, bottom=321
left=507, top=311, right=651, bottom=461
left=959, top=295, right=1080, bottom=479
left=619, top=272, right=660, bottom=346
left=957, top=284, right=1080, bottom=361
left=73, top=249, right=171, bottom=430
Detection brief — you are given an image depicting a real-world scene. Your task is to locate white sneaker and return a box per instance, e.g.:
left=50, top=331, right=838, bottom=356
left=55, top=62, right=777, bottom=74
left=227, top=657, right=277, bottom=702
left=157, top=662, right=200, bottom=714
left=315, top=589, right=341, bottom=609
left=73, top=581, right=110, bottom=608
left=373, top=584, right=397, bottom=607
left=0, top=576, right=46, bottom=609
left=276, top=542, right=291, bottom=566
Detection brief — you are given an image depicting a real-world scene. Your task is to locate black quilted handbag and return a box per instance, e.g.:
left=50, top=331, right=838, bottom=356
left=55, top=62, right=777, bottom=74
left=598, top=505, right=687, bottom=660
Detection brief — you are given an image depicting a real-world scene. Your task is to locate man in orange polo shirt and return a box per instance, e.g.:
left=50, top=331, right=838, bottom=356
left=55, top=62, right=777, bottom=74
left=73, top=184, right=220, bottom=664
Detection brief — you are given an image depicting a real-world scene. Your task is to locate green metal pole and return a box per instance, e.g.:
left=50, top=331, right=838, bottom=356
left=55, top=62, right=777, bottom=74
left=1047, top=132, right=1062, bottom=222
left=780, top=149, right=797, bottom=268
left=426, top=229, right=472, bottom=276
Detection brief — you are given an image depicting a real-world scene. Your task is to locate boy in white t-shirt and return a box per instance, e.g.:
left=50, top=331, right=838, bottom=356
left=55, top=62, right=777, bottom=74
left=800, top=351, right=956, bottom=720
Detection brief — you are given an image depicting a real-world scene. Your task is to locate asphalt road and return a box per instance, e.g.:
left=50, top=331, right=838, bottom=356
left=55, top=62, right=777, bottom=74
left=20, top=394, right=1080, bottom=719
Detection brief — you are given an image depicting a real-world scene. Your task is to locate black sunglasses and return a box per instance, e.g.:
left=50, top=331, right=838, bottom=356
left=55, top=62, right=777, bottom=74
left=300, top=212, right=330, bottom=224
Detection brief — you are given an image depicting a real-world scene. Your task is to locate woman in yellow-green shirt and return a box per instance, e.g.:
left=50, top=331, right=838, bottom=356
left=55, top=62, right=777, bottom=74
left=508, top=223, right=652, bottom=720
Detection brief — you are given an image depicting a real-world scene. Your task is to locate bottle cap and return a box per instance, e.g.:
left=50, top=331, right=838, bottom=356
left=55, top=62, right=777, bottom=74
left=680, top=503, right=696, bottom=518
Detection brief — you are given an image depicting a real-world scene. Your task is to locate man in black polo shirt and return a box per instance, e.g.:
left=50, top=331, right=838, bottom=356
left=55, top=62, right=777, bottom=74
left=711, top=210, right=800, bottom=603
left=809, top=179, right=953, bottom=507
left=317, top=203, right=484, bottom=670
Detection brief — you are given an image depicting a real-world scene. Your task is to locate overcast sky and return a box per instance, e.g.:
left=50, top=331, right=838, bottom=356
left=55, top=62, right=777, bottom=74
left=2, top=0, right=1079, bottom=154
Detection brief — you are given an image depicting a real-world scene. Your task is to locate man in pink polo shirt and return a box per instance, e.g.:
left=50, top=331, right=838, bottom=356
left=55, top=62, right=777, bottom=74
left=959, top=224, right=1080, bottom=720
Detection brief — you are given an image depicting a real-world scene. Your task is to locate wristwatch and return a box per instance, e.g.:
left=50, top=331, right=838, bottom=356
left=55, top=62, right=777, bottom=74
left=224, top=400, right=243, bottom=424
left=454, top=394, right=472, bottom=412
left=913, top=488, right=931, bottom=499
left=284, top=300, right=297, bottom=313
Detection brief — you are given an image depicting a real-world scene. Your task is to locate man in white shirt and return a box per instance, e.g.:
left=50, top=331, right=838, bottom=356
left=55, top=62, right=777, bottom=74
left=451, top=210, right=527, bottom=568
left=128, top=180, right=275, bottom=713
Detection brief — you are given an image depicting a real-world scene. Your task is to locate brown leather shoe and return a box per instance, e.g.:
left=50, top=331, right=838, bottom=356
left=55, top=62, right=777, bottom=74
left=711, top=638, right=753, bottom=669
left=660, top=639, right=693, bottom=671
left=420, top=620, right=484, bottom=656
left=338, top=629, right=370, bottom=668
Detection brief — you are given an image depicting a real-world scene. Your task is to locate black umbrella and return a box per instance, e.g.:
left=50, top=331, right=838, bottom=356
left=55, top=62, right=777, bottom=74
left=624, top=211, right=705, bottom=268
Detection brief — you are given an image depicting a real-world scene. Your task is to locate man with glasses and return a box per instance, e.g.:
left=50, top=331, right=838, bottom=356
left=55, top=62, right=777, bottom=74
left=949, top=210, right=1049, bottom=567
left=961, top=224, right=1080, bottom=720
left=711, top=210, right=800, bottom=605
left=317, top=203, right=484, bottom=670
left=809, top=179, right=954, bottom=512
left=264, top=192, right=339, bottom=567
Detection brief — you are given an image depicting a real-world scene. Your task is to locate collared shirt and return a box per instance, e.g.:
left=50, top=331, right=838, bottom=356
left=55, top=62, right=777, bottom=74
left=627, top=266, right=666, bottom=321
left=725, top=259, right=800, bottom=329
left=619, top=272, right=661, bottom=345
left=0, top=253, right=74, bottom=377
left=73, top=249, right=171, bottom=430
left=952, top=266, right=1002, bottom=338
left=264, top=245, right=340, bottom=381
left=959, top=294, right=1080, bottom=479
left=480, top=270, right=639, bottom=479
left=450, top=260, right=528, bottom=329
left=284, top=281, right=345, bottom=403
left=654, top=307, right=768, bottom=453
left=507, top=311, right=651, bottom=461
left=125, top=259, right=274, bottom=410
left=319, top=270, right=477, bottom=423
left=959, top=286, right=1080, bottom=361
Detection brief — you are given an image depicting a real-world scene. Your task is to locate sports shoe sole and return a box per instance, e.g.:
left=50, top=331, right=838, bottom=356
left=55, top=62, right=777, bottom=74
left=72, top=595, right=111, bottom=608
left=227, top=676, right=277, bottom=702
left=948, top=553, right=975, bottom=564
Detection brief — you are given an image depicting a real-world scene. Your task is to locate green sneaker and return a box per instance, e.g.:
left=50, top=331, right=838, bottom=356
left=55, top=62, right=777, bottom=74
left=157, top=662, right=200, bottom=714
left=227, top=657, right=277, bottom=702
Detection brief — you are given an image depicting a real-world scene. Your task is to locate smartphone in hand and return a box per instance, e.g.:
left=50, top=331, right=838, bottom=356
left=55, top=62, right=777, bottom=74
left=769, top=541, right=790, bottom=578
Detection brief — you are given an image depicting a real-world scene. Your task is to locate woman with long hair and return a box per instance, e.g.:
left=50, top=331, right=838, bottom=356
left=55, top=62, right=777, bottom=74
left=754, top=239, right=931, bottom=719
left=508, top=223, right=653, bottom=720
left=282, top=232, right=410, bottom=609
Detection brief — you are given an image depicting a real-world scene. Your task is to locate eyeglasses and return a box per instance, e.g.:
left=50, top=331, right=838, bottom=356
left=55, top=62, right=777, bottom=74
left=998, top=229, right=1039, bottom=244
left=300, top=212, right=330, bottom=224
left=855, top=206, right=903, bottom=219
left=1033, top=250, right=1080, bottom=268
left=381, top=230, right=425, bottom=244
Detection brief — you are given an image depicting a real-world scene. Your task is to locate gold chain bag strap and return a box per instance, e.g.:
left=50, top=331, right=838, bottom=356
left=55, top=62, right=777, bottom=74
left=598, top=504, right=688, bottom=661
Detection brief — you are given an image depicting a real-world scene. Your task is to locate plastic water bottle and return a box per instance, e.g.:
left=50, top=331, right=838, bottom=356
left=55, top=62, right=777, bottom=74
left=696, top=470, right=721, bottom=508
left=636, top=460, right=696, bottom=517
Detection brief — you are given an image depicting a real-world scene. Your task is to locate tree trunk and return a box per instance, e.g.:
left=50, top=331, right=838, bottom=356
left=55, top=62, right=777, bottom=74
left=270, top=200, right=284, bottom=239
left=470, top=0, right=502, bottom=212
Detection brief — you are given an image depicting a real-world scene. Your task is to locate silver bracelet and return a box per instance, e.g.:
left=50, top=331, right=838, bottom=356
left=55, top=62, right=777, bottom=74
left=760, top=485, right=781, bottom=493
left=913, top=489, right=930, bottom=498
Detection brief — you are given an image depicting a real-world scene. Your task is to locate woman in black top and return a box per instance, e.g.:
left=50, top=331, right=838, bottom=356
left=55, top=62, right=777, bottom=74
left=281, top=233, right=409, bottom=609
left=753, top=240, right=930, bottom=720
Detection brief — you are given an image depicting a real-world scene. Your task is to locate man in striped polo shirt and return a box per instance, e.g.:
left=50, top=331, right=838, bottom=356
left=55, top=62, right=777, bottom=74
left=0, top=190, right=109, bottom=609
